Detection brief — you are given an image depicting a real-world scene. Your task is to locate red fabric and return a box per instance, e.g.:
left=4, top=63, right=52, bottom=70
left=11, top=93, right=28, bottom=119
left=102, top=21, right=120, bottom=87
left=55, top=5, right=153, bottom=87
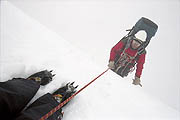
left=109, top=41, right=146, bottom=78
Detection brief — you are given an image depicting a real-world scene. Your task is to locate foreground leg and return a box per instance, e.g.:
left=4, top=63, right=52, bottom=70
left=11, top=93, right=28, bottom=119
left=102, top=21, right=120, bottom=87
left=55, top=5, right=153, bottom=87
left=15, top=82, right=78, bottom=120
left=15, top=93, right=63, bottom=120
left=0, top=78, right=40, bottom=119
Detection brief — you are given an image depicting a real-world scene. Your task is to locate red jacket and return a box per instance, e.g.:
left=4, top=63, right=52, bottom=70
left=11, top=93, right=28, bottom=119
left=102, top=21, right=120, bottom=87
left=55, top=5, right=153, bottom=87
left=109, top=40, right=146, bottom=78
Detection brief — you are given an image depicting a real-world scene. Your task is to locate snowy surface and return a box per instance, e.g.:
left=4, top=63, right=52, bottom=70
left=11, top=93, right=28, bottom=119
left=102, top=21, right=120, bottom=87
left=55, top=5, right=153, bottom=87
left=1, top=1, right=180, bottom=120
left=6, top=0, right=180, bottom=111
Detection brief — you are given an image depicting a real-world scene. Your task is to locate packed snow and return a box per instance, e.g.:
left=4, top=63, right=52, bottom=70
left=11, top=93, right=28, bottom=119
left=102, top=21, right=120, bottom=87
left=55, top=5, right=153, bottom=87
left=1, top=1, right=179, bottom=120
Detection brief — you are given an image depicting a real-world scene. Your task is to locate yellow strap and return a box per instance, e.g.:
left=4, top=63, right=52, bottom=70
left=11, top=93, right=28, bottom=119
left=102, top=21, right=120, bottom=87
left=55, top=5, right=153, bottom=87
left=53, top=94, right=63, bottom=98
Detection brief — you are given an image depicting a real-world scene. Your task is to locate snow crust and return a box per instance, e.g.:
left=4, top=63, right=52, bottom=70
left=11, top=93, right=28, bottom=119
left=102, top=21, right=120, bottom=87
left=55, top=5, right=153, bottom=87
left=1, top=1, right=179, bottom=120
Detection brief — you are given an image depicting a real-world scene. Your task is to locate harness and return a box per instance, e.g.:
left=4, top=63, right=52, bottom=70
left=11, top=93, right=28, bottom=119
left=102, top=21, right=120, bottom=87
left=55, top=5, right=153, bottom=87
left=114, top=36, right=144, bottom=77
left=115, top=50, right=138, bottom=74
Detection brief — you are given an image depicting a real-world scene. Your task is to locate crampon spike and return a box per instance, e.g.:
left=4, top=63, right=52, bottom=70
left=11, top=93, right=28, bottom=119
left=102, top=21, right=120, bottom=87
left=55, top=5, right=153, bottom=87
left=75, top=85, right=79, bottom=89
left=66, top=82, right=70, bottom=87
left=70, top=81, right=75, bottom=85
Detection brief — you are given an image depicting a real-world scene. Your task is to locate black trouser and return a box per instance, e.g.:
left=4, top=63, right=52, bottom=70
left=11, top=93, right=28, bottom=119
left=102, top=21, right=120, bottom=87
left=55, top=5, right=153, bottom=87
left=0, top=78, right=62, bottom=120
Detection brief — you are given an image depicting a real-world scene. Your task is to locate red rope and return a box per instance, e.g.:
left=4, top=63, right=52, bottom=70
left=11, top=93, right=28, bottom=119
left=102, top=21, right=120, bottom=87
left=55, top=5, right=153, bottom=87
left=40, top=68, right=110, bottom=120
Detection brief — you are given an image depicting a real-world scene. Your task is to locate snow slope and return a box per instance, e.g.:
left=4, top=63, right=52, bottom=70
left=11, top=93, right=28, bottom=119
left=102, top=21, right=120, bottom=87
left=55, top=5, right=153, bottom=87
left=1, top=1, right=179, bottom=120
left=8, top=0, right=180, bottom=111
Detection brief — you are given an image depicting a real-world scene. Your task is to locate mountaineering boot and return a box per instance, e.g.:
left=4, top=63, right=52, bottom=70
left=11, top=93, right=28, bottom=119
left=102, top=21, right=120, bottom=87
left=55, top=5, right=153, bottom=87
left=66, top=81, right=79, bottom=93
left=53, top=82, right=78, bottom=104
left=27, top=70, right=55, bottom=86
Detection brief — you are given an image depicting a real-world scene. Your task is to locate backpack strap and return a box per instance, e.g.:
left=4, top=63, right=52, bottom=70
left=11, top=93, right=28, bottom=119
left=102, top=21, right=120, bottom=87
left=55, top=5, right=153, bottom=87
left=116, top=36, right=132, bottom=54
left=134, top=49, right=146, bottom=62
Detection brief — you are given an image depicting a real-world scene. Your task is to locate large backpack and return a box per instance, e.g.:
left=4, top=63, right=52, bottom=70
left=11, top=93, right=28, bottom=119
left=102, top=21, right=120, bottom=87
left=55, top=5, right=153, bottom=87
left=112, top=17, right=158, bottom=77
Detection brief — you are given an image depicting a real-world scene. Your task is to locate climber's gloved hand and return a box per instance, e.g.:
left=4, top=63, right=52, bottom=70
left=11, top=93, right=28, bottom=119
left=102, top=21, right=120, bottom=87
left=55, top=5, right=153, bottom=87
left=108, top=61, right=115, bottom=69
left=132, top=76, right=142, bottom=87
